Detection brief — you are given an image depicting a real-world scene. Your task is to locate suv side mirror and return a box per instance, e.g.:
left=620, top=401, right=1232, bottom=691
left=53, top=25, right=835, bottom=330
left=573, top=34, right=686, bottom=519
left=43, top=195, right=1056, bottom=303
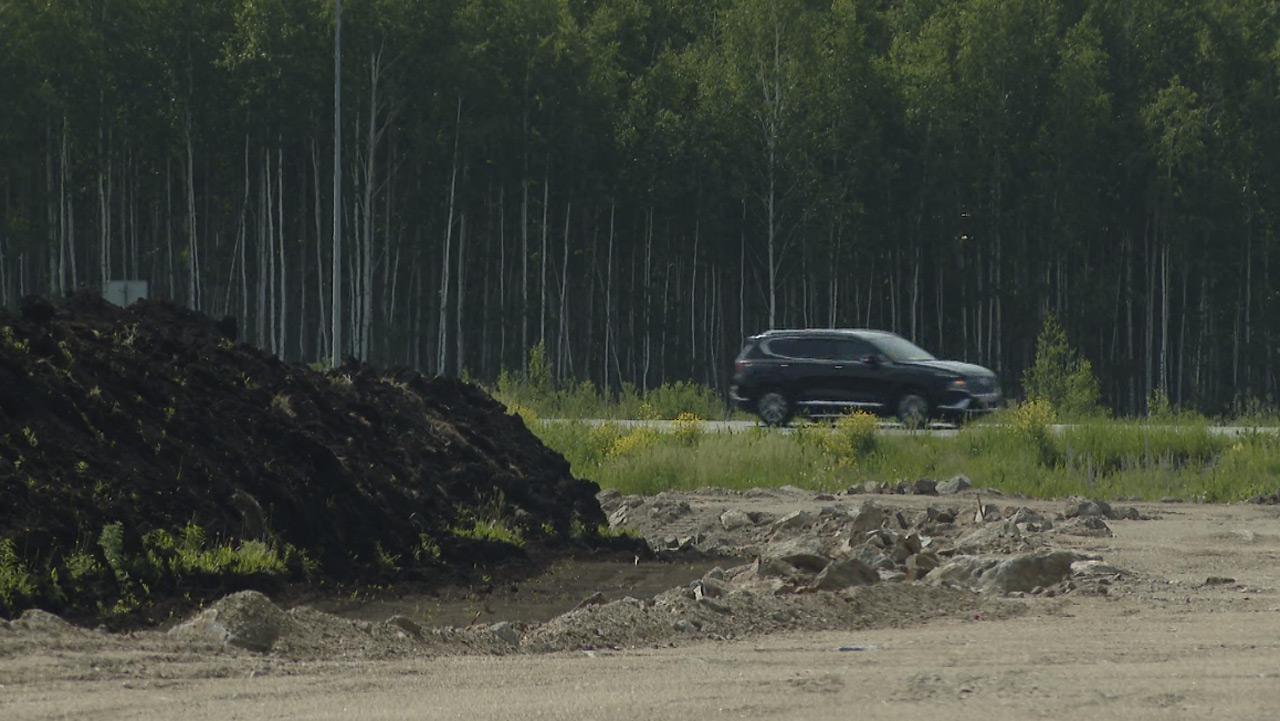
left=859, top=354, right=880, bottom=366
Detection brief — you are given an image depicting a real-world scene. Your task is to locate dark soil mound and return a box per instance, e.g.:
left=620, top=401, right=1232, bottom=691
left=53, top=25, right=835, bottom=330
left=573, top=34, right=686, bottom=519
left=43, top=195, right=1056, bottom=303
left=0, top=294, right=609, bottom=622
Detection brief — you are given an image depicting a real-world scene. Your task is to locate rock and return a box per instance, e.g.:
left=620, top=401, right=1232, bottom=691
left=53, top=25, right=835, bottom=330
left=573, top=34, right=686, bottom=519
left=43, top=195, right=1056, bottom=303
left=938, top=475, right=972, bottom=494
left=813, top=558, right=878, bottom=590
left=607, top=506, right=631, bottom=528
left=720, top=509, right=754, bottom=531
left=575, top=591, right=608, bottom=610
left=1056, top=516, right=1113, bottom=537
left=844, top=546, right=895, bottom=570
left=813, top=493, right=836, bottom=501
left=864, top=530, right=889, bottom=550
left=386, top=615, right=423, bottom=638
left=693, top=577, right=730, bottom=599
left=698, top=596, right=731, bottom=614
left=926, top=506, right=957, bottom=524
left=902, top=532, right=924, bottom=555
left=859, top=481, right=887, bottom=494
left=673, top=619, right=697, bottom=633
left=878, top=570, right=908, bottom=582
left=928, top=550, right=1083, bottom=594
left=913, top=478, right=938, bottom=495
left=1205, top=576, right=1236, bottom=586
left=489, top=621, right=521, bottom=646
left=1009, top=507, right=1053, bottom=532
left=1064, top=496, right=1113, bottom=519
left=169, top=590, right=288, bottom=652
left=1112, top=506, right=1144, bottom=520
left=648, top=500, right=693, bottom=522
left=906, top=552, right=939, bottom=580
left=773, top=510, right=815, bottom=532
left=596, top=488, right=622, bottom=512
left=985, top=550, right=1083, bottom=593
left=1008, top=507, right=1046, bottom=525
left=953, top=520, right=1022, bottom=553
left=753, top=556, right=801, bottom=579
left=1071, top=560, right=1126, bottom=578
left=765, top=538, right=831, bottom=573
left=16, top=609, right=74, bottom=630
left=978, top=503, right=1003, bottom=522
left=847, top=501, right=887, bottom=535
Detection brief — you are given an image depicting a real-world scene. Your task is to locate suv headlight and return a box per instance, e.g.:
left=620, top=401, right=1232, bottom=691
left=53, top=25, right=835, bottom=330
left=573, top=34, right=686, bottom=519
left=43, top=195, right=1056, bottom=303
left=949, top=378, right=967, bottom=389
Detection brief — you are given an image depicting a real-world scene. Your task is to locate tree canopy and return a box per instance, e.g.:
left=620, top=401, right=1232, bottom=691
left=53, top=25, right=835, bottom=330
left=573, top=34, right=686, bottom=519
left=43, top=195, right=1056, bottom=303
left=2, top=0, right=1278, bottom=414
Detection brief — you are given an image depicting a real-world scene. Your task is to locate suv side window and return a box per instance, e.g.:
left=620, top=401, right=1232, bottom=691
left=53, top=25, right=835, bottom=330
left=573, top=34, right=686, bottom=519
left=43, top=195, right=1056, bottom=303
left=794, top=338, right=835, bottom=360
left=834, top=338, right=874, bottom=361
left=765, top=338, right=796, bottom=358
left=767, top=337, right=835, bottom=360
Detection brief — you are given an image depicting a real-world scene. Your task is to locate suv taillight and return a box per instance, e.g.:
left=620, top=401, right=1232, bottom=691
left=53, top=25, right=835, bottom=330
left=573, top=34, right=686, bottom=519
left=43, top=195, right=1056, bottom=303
left=734, top=359, right=748, bottom=374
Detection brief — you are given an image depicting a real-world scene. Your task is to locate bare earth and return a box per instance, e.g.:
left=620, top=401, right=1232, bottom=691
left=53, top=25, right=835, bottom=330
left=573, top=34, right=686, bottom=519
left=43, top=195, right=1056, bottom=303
left=4, top=489, right=1280, bottom=720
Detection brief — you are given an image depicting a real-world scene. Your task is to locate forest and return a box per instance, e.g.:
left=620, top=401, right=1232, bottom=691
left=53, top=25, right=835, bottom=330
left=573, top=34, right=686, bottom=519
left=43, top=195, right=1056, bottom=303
left=1, top=0, right=1278, bottom=415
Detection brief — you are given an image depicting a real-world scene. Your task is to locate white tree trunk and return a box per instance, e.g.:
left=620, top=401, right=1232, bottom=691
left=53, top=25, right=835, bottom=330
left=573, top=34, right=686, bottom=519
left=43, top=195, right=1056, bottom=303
left=185, top=118, right=200, bottom=310
left=331, top=0, right=343, bottom=365
left=455, top=212, right=466, bottom=373
left=540, top=174, right=549, bottom=348
left=437, top=96, right=462, bottom=374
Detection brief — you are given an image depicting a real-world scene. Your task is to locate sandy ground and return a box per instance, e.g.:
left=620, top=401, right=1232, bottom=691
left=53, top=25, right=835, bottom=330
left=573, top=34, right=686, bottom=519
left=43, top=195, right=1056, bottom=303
left=4, top=495, right=1280, bottom=720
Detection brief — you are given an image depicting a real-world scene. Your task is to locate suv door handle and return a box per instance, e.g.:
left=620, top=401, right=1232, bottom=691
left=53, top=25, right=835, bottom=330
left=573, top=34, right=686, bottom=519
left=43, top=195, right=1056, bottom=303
left=779, top=363, right=790, bottom=368
left=833, top=365, right=844, bottom=369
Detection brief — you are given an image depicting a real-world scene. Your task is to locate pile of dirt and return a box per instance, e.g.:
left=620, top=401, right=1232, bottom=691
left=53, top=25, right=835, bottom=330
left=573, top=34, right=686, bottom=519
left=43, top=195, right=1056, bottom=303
left=0, top=294, right=613, bottom=623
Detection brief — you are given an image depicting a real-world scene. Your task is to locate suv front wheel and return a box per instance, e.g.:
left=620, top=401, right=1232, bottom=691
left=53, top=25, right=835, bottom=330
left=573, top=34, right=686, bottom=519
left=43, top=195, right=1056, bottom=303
left=757, top=391, right=792, bottom=427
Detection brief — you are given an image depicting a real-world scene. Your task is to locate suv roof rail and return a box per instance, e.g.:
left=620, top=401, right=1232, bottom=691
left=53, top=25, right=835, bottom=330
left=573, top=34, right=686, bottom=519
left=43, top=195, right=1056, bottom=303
left=749, top=327, right=896, bottom=337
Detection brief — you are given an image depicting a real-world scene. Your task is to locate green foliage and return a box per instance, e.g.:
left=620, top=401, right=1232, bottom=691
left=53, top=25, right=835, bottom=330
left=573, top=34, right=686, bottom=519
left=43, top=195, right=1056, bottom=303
left=671, top=412, right=705, bottom=447
left=450, top=494, right=525, bottom=547
left=526, top=340, right=554, bottom=396
left=1022, top=312, right=1103, bottom=420
left=143, top=523, right=286, bottom=577
left=411, top=534, right=442, bottom=565
left=820, top=411, right=880, bottom=467
left=532, top=414, right=1268, bottom=503
left=491, top=364, right=730, bottom=422
left=0, top=538, right=36, bottom=613
left=605, top=427, right=663, bottom=460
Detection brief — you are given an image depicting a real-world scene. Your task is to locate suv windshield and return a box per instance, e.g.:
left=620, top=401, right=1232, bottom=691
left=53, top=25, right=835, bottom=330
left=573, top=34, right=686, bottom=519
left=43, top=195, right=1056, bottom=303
left=871, top=335, right=936, bottom=363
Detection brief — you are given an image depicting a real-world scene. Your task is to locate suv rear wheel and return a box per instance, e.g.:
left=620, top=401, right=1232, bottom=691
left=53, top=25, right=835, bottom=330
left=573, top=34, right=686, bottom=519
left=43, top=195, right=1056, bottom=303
left=757, top=391, right=792, bottom=427
left=896, top=393, right=929, bottom=428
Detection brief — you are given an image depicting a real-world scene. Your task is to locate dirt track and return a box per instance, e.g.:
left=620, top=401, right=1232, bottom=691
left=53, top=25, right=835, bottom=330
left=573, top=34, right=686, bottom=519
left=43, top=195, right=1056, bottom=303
left=5, top=491, right=1280, bottom=720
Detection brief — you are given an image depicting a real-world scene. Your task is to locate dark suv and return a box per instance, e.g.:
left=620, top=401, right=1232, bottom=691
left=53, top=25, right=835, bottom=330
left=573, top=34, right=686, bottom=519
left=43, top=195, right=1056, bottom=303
left=730, top=329, right=1001, bottom=426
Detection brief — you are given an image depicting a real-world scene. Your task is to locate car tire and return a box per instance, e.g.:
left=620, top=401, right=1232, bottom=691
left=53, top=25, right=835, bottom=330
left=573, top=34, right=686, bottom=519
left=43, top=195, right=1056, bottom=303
left=757, top=391, right=792, bottom=427
left=896, top=393, right=930, bottom=429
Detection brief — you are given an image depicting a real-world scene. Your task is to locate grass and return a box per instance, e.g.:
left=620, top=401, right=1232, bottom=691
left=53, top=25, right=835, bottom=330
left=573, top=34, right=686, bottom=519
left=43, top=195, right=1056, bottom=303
left=529, top=411, right=1280, bottom=502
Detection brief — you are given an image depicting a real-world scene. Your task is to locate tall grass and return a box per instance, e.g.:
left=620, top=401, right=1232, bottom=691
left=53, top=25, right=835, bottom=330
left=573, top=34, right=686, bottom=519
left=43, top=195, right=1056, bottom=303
left=530, top=414, right=1280, bottom=502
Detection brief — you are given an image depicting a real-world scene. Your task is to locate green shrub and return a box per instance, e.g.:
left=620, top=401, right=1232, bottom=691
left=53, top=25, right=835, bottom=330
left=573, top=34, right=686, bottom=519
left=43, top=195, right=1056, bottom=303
left=605, top=427, right=662, bottom=459
left=821, top=411, right=879, bottom=466
left=450, top=493, right=526, bottom=547
left=0, top=538, right=35, bottom=612
left=1022, top=311, right=1103, bottom=420
left=672, top=412, right=705, bottom=446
